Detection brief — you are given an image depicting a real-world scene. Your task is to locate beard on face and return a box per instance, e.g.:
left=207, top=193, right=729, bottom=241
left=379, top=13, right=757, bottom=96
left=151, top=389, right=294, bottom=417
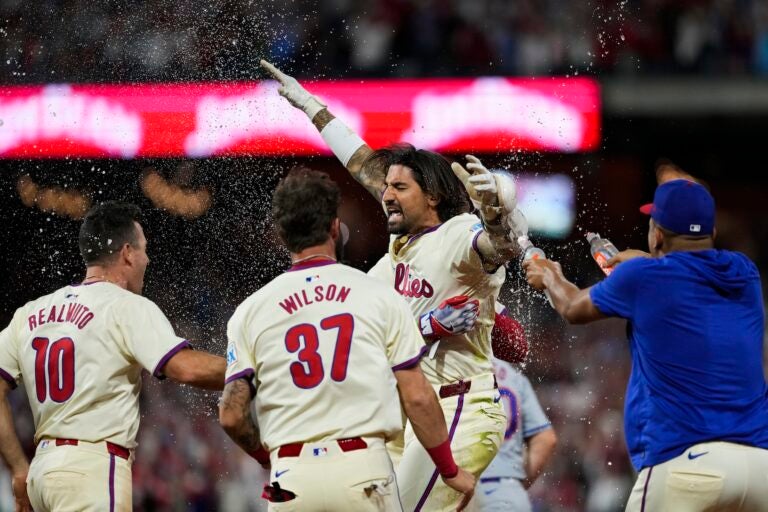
left=387, top=216, right=410, bottom=235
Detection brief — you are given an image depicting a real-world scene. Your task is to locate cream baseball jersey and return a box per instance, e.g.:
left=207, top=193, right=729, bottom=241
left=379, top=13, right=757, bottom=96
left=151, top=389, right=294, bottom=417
left=378, top=213, right=505, bottom=386
left=0, top=281, right=189, bottom=448
left=225, top=260, right=426, bottom=450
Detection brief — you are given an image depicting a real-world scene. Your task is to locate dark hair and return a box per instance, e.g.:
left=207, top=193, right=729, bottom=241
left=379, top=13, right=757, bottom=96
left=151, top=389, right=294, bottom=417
left=272, top=167, right=340, bottom=253
left=79, top=201, right=142, bottom=265
left=365, top=143, right=471, bottom=221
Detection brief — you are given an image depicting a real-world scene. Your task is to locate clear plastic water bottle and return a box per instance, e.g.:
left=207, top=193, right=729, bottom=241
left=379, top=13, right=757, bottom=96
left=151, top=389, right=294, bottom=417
left=586, top=232, right=619, bottom=276
left=518, top=237, right=554, bottom=307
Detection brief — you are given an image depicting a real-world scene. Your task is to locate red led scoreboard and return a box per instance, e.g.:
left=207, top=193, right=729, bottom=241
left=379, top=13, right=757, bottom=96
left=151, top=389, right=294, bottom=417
left=0, top=77, right=600, bottom=158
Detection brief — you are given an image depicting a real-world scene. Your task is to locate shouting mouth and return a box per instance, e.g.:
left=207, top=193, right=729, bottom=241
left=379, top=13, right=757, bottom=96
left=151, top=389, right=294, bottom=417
left=386, top=205, right=403, bottom=223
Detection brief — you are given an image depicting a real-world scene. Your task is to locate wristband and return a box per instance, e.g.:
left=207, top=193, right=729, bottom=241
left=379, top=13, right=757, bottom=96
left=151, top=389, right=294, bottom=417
left=249, top=446, right=271, bottom=467
left=320, top=118, right=366, bottom=167
left=302, top=96, right=326, bottom=121
left=426, top=439, right=458, bottom=478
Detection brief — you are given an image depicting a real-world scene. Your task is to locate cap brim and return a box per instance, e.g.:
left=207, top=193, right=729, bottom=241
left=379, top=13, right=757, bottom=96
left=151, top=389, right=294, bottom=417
left=639, top=203, right=654, bottom=215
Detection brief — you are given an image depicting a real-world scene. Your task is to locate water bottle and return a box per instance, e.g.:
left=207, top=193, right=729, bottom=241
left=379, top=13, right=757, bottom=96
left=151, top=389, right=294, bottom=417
left=586, top=232, right=619, bottom=276
left=518, top=237, right=554, bottom=308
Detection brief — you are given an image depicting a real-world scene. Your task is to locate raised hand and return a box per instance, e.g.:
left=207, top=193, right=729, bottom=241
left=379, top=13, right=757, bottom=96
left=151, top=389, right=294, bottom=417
left=259, top=59, right=326, bottom=118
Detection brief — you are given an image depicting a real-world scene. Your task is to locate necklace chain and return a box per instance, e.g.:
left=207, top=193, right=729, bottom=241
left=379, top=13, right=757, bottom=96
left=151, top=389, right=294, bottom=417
left=290, top=254, right=336, bottom=265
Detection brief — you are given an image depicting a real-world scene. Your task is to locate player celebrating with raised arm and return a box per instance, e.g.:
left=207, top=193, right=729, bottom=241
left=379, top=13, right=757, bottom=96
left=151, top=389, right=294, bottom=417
left=524, top=179, right=768, bottom=511
left=261, top=60, right=523, bottom=511
left=0, top=201, right=226, bottom=512
left=219, top=167, right=475, bottom=512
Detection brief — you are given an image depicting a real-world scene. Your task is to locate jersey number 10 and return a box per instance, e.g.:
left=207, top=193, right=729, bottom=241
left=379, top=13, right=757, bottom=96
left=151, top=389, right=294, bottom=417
left=31, top=337, right=75, bottom=403
left=285, top=313, right=354, bottom=389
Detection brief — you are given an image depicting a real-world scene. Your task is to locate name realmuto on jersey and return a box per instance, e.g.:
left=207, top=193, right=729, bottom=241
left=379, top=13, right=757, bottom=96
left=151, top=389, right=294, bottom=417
left=27, top=303, right=94, bottom=331
left=394, top=263, right=434, bottom=298
left=279, top=284, right=351, bottom=314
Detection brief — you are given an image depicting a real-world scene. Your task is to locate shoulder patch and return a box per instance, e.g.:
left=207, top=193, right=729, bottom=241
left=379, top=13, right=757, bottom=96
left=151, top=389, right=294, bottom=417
left=470, top=222, right=483, bottom=233
left=226, top=342, right=238, bottom=367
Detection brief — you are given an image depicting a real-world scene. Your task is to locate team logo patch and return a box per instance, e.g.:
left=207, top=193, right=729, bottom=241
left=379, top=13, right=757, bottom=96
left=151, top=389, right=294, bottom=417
left=306, top=275, right=320, bottom=283
left=312, top=447, right=328, bottom=457
left=226, top=343, right=238, bottom=367
left=470, top=222, right=483, bottom=233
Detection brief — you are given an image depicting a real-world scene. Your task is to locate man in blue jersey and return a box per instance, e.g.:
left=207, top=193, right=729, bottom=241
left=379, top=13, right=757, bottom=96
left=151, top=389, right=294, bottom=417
left=523, top=179, right=768, bottom=511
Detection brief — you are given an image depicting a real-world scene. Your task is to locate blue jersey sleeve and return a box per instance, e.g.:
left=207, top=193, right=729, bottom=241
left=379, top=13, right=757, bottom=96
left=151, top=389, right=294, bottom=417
left=588, top=258, right=647, bottom=320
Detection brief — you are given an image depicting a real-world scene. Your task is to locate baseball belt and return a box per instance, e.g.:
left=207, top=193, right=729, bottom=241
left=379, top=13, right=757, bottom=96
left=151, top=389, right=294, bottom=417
left=439, top=375, right=498, bottom=399
left=53, top=438, right=131, bottom=460
left=277, top=436, right=368, bottom=458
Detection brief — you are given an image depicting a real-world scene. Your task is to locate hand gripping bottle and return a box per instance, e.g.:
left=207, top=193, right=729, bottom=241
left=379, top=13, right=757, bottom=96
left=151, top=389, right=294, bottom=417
left=586, top=232, right=619, bottom=276
left=518, top=236, right=554, bottom=308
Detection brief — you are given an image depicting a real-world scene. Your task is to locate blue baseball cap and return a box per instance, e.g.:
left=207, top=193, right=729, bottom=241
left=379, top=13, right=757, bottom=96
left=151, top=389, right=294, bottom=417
left=639, top=179, right=715, bottom=235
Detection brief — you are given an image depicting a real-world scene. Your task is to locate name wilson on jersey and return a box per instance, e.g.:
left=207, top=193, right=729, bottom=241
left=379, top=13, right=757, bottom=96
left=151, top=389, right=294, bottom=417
left=27, top=302, right=95, bottom=331
left=279, top=284, right=351, bottom=315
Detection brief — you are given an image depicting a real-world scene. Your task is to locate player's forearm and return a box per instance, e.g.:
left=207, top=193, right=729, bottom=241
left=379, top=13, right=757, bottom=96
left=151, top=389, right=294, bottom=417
left=0, top=391, right=29, bottom=475
left=543, top=274, right=599, bottom=324
left=191, top=353, right=227, bottom=390
left=523, top=428, right=557, bottom=488
left=165, top=350, right=226, bottom=390
left=475, top=231, right=519, bottom=269
left=400, top=384, right=450, bottom=448
left=219, top=379, right=263, bottom=454
left=312, top=109, right=381, bottom=199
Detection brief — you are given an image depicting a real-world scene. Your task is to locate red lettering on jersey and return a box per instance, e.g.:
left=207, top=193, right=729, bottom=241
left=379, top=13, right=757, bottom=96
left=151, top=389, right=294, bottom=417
left=314, top=286, right=325, bottom=302
left=394, top=263, right=434, bottom=298
left=47, top=306, right=57, bottom=323
left=65, top=304, right=81, bottom=322
left=279, top=296, right=299, bottom=315
left=77, top=312, right=94, bottom=329
left=336, top=286, right=350, bottom=303
left=38, top=309, right=46, bottom=325
left=56, top=304, right=66, bottom=322
left=28, top=315, right=37, bottom=331
left=301, top=290, right=314, bottom=306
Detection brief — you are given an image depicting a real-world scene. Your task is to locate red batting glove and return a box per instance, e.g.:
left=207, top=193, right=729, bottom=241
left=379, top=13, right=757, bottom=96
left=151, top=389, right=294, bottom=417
left=491, top=312, right=528, bottom=364
left=419, top=295, right=480, bottom=340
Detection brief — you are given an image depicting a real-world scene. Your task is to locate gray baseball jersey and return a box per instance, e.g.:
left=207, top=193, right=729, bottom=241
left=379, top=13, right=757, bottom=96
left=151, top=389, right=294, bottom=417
left=482, top=359, right=551, bottom=480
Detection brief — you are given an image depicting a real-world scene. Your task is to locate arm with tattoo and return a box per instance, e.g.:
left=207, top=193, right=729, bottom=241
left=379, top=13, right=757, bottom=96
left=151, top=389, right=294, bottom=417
left=219, top=378, right=266, bottom=461
left=262, top=60, right=386, bottom=200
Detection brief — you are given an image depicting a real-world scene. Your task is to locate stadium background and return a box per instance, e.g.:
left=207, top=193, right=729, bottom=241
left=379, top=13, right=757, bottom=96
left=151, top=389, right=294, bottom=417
left=0, top=0, right=767, bottom=510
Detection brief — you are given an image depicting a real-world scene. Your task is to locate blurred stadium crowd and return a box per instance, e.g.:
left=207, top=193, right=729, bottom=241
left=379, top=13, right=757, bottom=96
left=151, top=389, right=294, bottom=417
left=2, top=0, right=768, bottom=83
left=0, top=1, right=767, bottom=512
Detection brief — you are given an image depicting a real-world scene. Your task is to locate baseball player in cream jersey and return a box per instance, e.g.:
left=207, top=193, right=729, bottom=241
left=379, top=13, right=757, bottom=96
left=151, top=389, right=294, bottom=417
left=263, top=61, right=529, bottom=511
left=0, top=201, right=226, bottom=512
left=477, top=358, right=557, bottom=512
left=219, top=168, right=475, bottom=512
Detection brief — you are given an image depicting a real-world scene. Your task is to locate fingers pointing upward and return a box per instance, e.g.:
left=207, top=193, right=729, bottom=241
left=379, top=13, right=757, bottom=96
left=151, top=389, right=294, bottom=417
left=260, top=59, right=288, bottom=84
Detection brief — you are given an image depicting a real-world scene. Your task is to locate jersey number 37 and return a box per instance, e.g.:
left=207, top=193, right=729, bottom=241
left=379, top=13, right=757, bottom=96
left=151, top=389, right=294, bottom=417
left=285, top=313, right=354, bottom=389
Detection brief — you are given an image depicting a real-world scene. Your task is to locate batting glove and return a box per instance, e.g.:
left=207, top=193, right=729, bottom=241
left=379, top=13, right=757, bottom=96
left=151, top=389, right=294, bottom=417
left=260, top=59, right=327, bottom=119
left=451, top=155, right=519, bottom=250
left=420, top=295, right=480, bottom=340
left=491, top=312, right=528, bottom=364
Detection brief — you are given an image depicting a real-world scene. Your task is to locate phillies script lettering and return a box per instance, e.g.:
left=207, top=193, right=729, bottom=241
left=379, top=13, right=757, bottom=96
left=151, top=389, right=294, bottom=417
left=394, top=263, right=434, bottom=298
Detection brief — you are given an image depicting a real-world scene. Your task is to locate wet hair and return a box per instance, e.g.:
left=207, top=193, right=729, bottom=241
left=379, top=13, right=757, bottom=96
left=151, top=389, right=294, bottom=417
left=365, top=143, right=471, bottom=221
left=79, top=201, right=141, bottom=265
left=272, top=166, right=340, bottom=253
